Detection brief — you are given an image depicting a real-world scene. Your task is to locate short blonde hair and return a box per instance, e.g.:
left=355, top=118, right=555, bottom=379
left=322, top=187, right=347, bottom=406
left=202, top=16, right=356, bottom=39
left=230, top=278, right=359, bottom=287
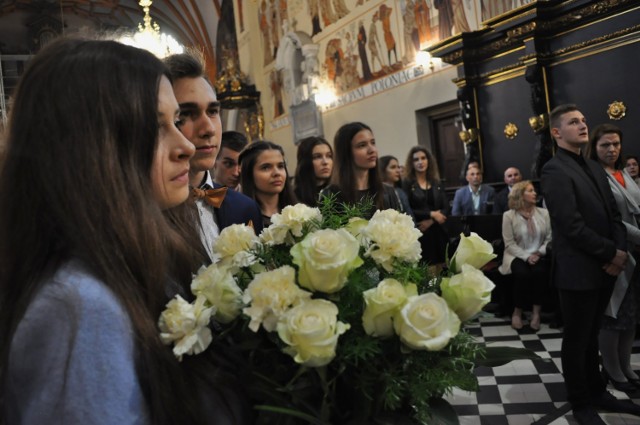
left=508, top=180, right=532, bottom=210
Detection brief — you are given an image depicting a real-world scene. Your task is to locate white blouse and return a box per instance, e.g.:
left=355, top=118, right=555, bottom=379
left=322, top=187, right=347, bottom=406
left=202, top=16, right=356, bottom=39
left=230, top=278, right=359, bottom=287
left=499, top=207, right=552, bottom=275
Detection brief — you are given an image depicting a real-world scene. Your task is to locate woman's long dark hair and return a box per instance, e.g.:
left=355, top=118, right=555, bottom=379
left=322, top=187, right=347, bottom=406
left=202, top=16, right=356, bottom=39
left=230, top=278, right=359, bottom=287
left=404, top=145, right=441, bottom=183
left=585, top=123, right=624, bottom=170
left=378, top=155, right=401, bottom=187
left=0, top=38, right=217, bottom=424
left=239, top=140, right=296, bottom=211
left=294, top=136, right=333, bottom=206
left=330, top=122, right=385, bottom=209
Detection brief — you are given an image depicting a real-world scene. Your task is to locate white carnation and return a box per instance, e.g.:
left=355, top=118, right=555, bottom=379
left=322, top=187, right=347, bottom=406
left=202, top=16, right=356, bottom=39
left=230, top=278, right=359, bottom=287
left=191, top=263, right=243, bottom=323
left=158, top=295, right=214, bottom=361
left=272, top=204, right=322, bottom=237
left=362, top=209, right=422, bottom=271
left=213, top=224, right=260, bottom=269
left=242, top=266, right=312, bottom=332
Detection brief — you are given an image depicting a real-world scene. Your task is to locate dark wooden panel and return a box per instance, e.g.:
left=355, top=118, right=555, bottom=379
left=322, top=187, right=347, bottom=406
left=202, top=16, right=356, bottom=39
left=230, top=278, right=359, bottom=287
left=477, top=76, right=539, bottom=183
left=429, top=0, right=640, bottom=183
left=549, top=40, right=640, bottom=157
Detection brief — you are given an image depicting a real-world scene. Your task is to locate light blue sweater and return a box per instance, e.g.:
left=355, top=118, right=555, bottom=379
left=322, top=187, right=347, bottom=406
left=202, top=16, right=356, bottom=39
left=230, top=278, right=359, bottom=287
left=5, top=260, right=149, bottom=424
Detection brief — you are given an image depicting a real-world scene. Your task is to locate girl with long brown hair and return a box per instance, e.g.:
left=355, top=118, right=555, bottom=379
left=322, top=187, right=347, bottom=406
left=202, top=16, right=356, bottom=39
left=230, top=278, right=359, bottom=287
left=0, top=38, right=248, bottom=425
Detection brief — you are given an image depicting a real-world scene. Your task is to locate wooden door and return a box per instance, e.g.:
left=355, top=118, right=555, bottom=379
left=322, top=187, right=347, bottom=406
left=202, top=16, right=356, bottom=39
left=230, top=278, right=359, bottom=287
left=433, top=114, right=465, bottom=188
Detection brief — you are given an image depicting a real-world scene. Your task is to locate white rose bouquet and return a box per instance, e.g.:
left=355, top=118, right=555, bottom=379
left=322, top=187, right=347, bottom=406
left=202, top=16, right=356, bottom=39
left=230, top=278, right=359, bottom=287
left=158, top=197, right=537, bottom=424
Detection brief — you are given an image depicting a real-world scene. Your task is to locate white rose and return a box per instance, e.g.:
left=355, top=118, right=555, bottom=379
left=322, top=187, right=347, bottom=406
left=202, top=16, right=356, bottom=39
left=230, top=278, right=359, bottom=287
left=277, top=299, right=350, bottom=367
left=362, top=279, right=418, bottom=337
left=242, top=266, right=311, bottom=332
left=393, top=293, right=460, bottom=351
left=451, top=232, right=496, bottom=273
left=272, top=204, right=322, bottom=237
left=213, top=224, right=260, bottom=268
left=441, top=264, right=496, bottom=321
left=191, top=264, right=243, bottom=323
left=362, top=209, right=422, bottom=271
left=158, top=295, right=214, bottom=361
left=291, top=228, right=363, bottom=293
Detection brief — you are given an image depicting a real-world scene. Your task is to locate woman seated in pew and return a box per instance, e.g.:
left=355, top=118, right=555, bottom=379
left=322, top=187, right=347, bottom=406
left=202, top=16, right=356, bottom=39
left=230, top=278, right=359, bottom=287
left=498, top=181, right=552, bottom=331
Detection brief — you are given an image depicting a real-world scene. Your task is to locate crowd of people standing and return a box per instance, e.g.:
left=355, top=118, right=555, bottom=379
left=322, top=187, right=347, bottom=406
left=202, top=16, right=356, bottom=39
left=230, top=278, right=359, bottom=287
left=3, top=36, right=640, bottom=425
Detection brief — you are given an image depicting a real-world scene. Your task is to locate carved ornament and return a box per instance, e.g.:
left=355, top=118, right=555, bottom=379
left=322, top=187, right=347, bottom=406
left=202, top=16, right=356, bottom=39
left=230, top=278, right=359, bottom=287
left=459, top=128, right=479, bottom=144
left=546, top=24, right=640, bottom=58
left=607, top=101, right=626, bottom=120
left=506, top=22, right=537, bottom=39
left=504, top=122, right=519, bottom=139
left=539, top=0, right=631, bottom=31
left=528, top=114, right=548, bottom=133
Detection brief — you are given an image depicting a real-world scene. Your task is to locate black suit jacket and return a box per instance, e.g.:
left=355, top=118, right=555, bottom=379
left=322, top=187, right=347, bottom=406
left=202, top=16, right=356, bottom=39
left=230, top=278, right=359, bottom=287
left=213, top=183, right=264, bottom=236
left=401, top=179, right=449, bottom=222
left=493, top=187, right=509, bottom=215
left=541, top=148, right=626, bottom=290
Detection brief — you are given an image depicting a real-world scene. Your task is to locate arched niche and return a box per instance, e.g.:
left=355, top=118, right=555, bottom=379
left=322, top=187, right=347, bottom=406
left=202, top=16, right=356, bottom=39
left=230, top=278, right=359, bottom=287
left=275, top=29, right=319, bottom=107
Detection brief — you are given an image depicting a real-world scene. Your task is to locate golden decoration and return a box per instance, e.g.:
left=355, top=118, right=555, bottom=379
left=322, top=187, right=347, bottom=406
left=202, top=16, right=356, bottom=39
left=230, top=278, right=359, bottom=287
left=118, top=0, right=184, bottom=58
left=442, top=51, right=463, bottom=64
left=538, top=24, right=640, bottom=59
left=459, top=128, right=478, bottom=144
left=607, top=101, right=626, bottom=120
left=215, top=48, right=250, bottom=95
left=243, top=104, right=265, bottom=141
left=528, top=114, right=548, bottom=133
left=506, top=22, right=537, bottom=39
left=539, top=0, right=627, bottom=31
left=478, top=62, right=523, bottom=80
left=432, top=6, right=640, bottom=67
left=504, top=122, right=518, bottom=139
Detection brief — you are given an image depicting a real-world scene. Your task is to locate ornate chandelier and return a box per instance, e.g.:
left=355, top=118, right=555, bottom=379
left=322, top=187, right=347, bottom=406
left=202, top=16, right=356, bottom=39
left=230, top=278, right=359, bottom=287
left=120, top=0, right=183, bottom=58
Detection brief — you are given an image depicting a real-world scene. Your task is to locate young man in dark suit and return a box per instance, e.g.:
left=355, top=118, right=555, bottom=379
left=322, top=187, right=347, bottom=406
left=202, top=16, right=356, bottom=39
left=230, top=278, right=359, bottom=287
left=542, top=104, right=639, bottom=424
left=164, top=53, right=263, bottom=262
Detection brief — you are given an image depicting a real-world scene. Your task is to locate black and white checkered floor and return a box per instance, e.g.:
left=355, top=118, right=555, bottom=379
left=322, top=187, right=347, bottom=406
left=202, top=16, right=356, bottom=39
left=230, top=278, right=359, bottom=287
left=445, top=314, right=640, bottom=424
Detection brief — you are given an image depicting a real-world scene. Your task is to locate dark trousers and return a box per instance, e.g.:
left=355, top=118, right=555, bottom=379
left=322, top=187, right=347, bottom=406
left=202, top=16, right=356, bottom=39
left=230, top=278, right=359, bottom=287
left=511, top=258, right=550, bottom=309
left=559, top=285, right=614, bottom=407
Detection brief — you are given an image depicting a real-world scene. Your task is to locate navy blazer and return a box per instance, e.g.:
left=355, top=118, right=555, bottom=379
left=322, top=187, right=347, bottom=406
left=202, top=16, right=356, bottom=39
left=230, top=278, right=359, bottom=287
left=541, top=148, right=626, bottom=290
left=213, top=182, right=264, bottom=236
left=451, top=184, right=496, bottom=216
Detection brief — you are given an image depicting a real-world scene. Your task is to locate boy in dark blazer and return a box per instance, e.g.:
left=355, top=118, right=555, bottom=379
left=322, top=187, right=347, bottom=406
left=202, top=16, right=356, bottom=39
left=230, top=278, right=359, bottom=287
left=164, top=53, right=263, bottom=262
left=542, top=104, right=639, bottom=424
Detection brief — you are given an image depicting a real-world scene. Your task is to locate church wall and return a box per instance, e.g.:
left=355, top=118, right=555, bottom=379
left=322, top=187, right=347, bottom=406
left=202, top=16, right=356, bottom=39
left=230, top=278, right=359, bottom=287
left=270, top=64, right=458, bottom=168
left=236, top=0, right=535, bottom=171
